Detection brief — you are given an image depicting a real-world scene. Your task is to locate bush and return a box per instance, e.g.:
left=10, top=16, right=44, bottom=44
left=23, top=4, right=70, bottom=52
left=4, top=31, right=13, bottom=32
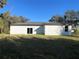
left=73, top=28, right=79, bottom=37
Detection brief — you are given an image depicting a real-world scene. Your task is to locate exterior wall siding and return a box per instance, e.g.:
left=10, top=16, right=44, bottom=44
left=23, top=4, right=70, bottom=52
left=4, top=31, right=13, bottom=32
left=63, top=25, right=72, bottom=35
left=10, top=25, right=72, bottom=35
left=10, top=26, right=44, bottom=34
left=10, top=26, right=26, bottom=34
left=44, top=25, right=72, bottom=35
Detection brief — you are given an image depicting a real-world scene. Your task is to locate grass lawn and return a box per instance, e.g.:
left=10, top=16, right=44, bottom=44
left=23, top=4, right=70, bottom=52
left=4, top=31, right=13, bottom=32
left=0, top=34, right=79, bottom=59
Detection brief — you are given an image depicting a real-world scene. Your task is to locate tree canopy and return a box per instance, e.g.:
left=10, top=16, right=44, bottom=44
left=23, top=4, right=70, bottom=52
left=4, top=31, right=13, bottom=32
left=0, top=11, right=30, bottom=33
left=49, top=16, right=64, bottom=23
left=49, top=10, right=79, bottom=26
left=0, top=0, right=7, bottom=8
left=0, top=0, right=30, bottom=34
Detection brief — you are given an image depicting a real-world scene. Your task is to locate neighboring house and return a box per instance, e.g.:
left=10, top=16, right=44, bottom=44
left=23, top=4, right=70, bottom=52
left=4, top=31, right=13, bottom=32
left=10, top=22, right=72, bottom=35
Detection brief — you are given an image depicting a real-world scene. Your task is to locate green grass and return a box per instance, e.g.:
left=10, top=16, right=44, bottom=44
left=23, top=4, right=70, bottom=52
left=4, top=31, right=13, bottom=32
left=0, top=34, right=78, bottom=59
left=0, top=34, right=79, bottom=40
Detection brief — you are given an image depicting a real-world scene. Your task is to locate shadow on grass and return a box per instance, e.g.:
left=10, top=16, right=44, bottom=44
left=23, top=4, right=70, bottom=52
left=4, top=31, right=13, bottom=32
left=0, top=38, right=79, bottom=59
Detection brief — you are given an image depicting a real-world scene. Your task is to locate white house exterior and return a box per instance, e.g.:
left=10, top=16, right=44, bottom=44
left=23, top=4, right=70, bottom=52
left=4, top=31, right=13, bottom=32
left=10, top=22, right=72, bottom=35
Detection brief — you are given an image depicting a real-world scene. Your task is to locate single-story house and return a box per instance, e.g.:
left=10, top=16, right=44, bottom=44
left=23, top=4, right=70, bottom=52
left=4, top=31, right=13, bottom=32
left=10, top=22, right=72, bottom=35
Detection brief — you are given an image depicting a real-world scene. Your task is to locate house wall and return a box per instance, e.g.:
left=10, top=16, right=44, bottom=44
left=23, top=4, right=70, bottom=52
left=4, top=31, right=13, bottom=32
left=10, top=26, right=44, bottom=34
left=44, top=25, right=72, bottom=35
left=10, top=25, right=72, bottom=35
left=63, top=25, right=72, bottom=35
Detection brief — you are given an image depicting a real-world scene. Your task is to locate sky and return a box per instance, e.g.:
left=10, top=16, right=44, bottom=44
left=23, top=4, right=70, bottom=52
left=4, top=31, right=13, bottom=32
left=0, top=0, right=79, bottom=22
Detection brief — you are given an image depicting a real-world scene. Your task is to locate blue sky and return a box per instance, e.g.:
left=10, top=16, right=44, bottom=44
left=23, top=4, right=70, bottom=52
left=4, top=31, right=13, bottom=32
left=0, top=0, right=79, bottom=22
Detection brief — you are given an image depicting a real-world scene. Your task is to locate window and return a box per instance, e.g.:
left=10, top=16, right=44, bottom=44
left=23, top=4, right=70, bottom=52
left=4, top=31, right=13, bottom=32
left=27, top=28, right=33, bottom=34
left=65, top=26, right=68, bottom=32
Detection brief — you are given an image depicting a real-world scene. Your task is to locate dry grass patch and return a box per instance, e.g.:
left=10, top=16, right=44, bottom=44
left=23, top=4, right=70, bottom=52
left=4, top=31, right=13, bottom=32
left=0, top=34, right=78, bottom=41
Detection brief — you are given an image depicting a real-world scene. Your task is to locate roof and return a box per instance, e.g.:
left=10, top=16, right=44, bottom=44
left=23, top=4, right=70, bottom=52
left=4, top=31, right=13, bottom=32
left=11, top=22, right=64, bottom=26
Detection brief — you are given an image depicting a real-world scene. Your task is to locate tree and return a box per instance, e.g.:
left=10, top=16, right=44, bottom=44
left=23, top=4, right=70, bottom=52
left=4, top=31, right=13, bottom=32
left=0, top=18, right=5, bottom=33
left=49, top=10, right=79, bottom=26
left=7, top=16, right=30, bottom=25
left=0, top=0, right=30, bottom=34
left=0, top=11, right=30, bottom=33
left=64, top=10, right=76, bottom=21
left=49, top=16, right=64, bottom=23
left=64, top=10, right=79, bottom=25
left=0, top=0, right=7, bottom=8
left=1, top=11, right=10, bottom=19
left=0, top=0, right=7, bottom=33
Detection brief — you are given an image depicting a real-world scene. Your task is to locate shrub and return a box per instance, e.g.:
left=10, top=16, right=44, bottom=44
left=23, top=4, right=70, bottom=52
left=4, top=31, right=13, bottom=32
left=73, top=28, right=79, bottom=36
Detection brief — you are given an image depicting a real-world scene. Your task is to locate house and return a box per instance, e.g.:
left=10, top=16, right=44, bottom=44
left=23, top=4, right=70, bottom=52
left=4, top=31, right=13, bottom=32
left=10, top=22, right=72, bottom=35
